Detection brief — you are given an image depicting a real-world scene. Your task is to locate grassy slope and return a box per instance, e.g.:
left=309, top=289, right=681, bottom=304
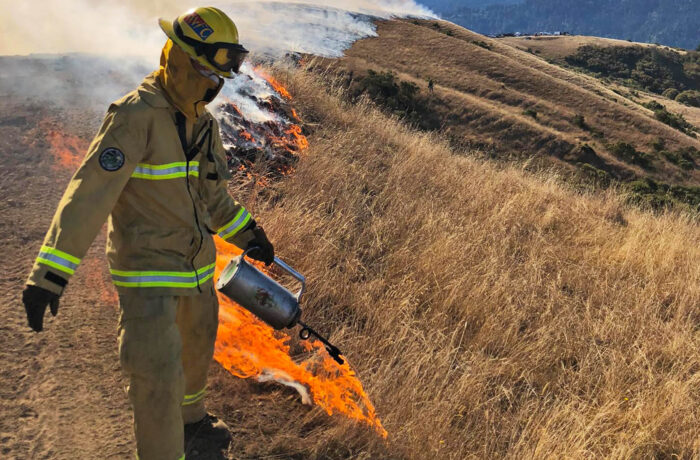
left=315, top=20, right=700, bottom=189
left=498, top=34, right=700, bottom=128
left=235, top=67, right=699, bottom=458
left=499, top=34, right=676, bottom=60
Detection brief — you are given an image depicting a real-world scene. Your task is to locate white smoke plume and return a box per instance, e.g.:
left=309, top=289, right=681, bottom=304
left=1, top=1, right=435, bottom=58
left=0, top=1, right=434, bottom=106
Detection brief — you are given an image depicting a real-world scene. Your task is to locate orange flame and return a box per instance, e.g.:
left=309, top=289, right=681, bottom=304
left=44, top=125, right=88, bottom=171
left=285, top=125, right=309, bottom=151
left=255, top=67, right=292, bottom=100
left=213, top=238, right=387, bottom=437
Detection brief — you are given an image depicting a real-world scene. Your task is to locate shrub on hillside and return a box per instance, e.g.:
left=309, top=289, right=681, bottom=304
left=354, top=70, right=428, bottom=125
left=675, top=90, right=700, bottom=107
left=573, top=114, right=588, bottom=130
left=565, top=45, right=699, bottom=95
left=627, top=178, right=700, bottom=211
left=608, top=142, right=652, bottom=168
left=472, top=40, right=491, bottom=50
left=662, top=88, right=679, bottom=99
left=522, top=108, right=538, bottom=119
left=642, top=101, right=697, bottom=136
left=661, top=146, right=698, bottom=170
left=579, top=162, right=610, bottom=186
left=651, top=137, right=666, bottom=151
left=653, top=109, right=696, bottom=136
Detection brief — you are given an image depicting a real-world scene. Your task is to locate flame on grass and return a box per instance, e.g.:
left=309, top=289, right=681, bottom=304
left=255, top=67, right=292, bottom=100
left=213, top=240, right=387, bottom=438
left=43, top=123, right=88, bottom=171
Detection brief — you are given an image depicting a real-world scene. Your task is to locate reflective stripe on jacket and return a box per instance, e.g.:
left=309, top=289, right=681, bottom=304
left=27, top=73, right=255, bottom=296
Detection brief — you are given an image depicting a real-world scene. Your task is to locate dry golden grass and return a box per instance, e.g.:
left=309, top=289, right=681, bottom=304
left=229, top=66, right=700, bottom=459
left=320, top=20, right=700, bottom=187
left=500, top=35, right=664, bottom=61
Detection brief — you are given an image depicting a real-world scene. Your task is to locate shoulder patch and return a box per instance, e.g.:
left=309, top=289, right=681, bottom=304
left=99, top=148, right=125, bottom=171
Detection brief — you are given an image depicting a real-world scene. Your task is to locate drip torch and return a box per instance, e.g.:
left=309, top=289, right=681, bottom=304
left=216, top=248, right=344, bottom=365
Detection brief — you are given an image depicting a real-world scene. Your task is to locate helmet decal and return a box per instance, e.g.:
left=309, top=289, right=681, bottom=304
left=183, top=12, right=214, bottom=40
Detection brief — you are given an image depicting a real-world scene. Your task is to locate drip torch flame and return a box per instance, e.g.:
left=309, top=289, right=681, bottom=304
left=214, top=239, right=387, bottom=438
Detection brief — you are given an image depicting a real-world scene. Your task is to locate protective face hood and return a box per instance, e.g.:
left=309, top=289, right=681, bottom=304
left=157, top=39, right=223, bottom=120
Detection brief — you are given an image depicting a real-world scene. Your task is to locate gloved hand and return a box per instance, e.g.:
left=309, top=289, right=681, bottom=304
left=22, top=285, right=60, bottom=332
left=246, top=225, right=275, bottom=266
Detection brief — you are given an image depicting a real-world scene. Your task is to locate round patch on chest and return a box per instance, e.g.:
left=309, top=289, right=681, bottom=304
left=99, top=148, right=125, bottom=171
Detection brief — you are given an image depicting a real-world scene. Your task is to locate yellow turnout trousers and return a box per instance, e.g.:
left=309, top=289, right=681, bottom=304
left=118, top=287, right=219, bottom=460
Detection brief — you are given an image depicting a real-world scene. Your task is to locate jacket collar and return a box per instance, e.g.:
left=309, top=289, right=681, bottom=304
left=137, top=72, right=175, bottom=109
left=138, top=72, right=214, bottom=124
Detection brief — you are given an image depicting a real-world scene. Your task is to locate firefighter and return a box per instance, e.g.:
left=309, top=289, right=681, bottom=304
left=21, top=7, right=273, bottom=459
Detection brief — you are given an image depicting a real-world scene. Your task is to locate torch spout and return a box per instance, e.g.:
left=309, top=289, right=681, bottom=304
left=298, top=321, right=345, bottom=365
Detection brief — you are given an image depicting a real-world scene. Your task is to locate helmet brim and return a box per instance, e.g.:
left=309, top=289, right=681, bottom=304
left=158, top=18, right=236, bottom=79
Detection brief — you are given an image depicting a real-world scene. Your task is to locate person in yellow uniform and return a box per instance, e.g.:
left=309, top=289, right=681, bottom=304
left=21, top=7, right=273, bottom=459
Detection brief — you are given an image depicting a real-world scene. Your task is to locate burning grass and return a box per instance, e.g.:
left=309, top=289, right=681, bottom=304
left=213, top=238, right=387, bottom=437
left=218, top=66, right=699, bottom=458
left=41, top=120, right=88, bottom=171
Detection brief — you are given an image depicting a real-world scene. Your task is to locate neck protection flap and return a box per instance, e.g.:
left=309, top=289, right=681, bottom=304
left=157, top=39, right=223, bottom=120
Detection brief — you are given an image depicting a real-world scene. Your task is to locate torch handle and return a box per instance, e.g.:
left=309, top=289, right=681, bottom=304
left=242, top=248, right=306, bottom=302
left=273, top=256, right=306, bottom=302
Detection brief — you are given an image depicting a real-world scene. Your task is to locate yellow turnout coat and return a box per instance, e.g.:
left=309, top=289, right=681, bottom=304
left=27, top=73, right=254, bottom=297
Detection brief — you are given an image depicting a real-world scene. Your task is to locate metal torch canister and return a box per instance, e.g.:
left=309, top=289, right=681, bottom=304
left=215, top=248, right=304, bottom=330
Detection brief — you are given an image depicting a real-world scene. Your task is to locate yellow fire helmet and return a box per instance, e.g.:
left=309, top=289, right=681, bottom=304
left=159, top=7, right=249, bottom=78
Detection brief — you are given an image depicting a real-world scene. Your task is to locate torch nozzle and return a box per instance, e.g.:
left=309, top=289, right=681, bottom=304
left=298, top=321, right=345, bottom=365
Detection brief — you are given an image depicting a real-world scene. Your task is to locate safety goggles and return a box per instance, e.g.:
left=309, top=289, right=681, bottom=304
left=174, top=21, right=249, bottom=74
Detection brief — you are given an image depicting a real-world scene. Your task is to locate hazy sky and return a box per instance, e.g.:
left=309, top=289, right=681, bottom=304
left=0, top=0, right=434, bottom=58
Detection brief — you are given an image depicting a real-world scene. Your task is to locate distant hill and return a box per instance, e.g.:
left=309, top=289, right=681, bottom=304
left=438, top=0, right=700, bottom=50
left=315, top=19, right=700, bottom=209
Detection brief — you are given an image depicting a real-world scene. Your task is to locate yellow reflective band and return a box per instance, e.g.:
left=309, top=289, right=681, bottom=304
left=182, top=387, right=206, bottom=406
left=217, top=208, right=251, bottom=241
left=36, top=246, right=81, bottom=275
left=36, top=258, right=75, bottom=275
left=131, top=161, right=199, bottom=180
left=110, top=263, right=215, bottom=288
left=40, top=246, right=81, bottom=264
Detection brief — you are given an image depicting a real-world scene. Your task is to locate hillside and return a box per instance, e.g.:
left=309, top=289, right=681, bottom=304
left=498, top=34, right=700, bottom=137
left=498, top=34, right=666, bottom=60
left=1, top=18, right=699, bottom=460
left=443, top=0, right=700, bottom=50
left=5, top=57, right=696, bottom=459
left=312, top=19, right=700, bottom=210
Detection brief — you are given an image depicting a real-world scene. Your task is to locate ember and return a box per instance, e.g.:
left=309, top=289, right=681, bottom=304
left=216, top=66, right=308, bottom=183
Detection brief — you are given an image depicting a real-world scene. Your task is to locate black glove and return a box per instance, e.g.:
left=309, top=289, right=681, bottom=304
left=22, top=285, right=60, bottom=332
left=246, top=225, right=275, bottom=266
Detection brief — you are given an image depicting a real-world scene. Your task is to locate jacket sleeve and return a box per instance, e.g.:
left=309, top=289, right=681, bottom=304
left=203, top=118, right=256, bottom=250
left=26, top=103, right=144, bottom=295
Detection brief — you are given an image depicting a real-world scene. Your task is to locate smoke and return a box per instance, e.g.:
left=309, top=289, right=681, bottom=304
left=1, top=1, right=435, bottom=58
left=0, top=1, right=434, bottom=105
